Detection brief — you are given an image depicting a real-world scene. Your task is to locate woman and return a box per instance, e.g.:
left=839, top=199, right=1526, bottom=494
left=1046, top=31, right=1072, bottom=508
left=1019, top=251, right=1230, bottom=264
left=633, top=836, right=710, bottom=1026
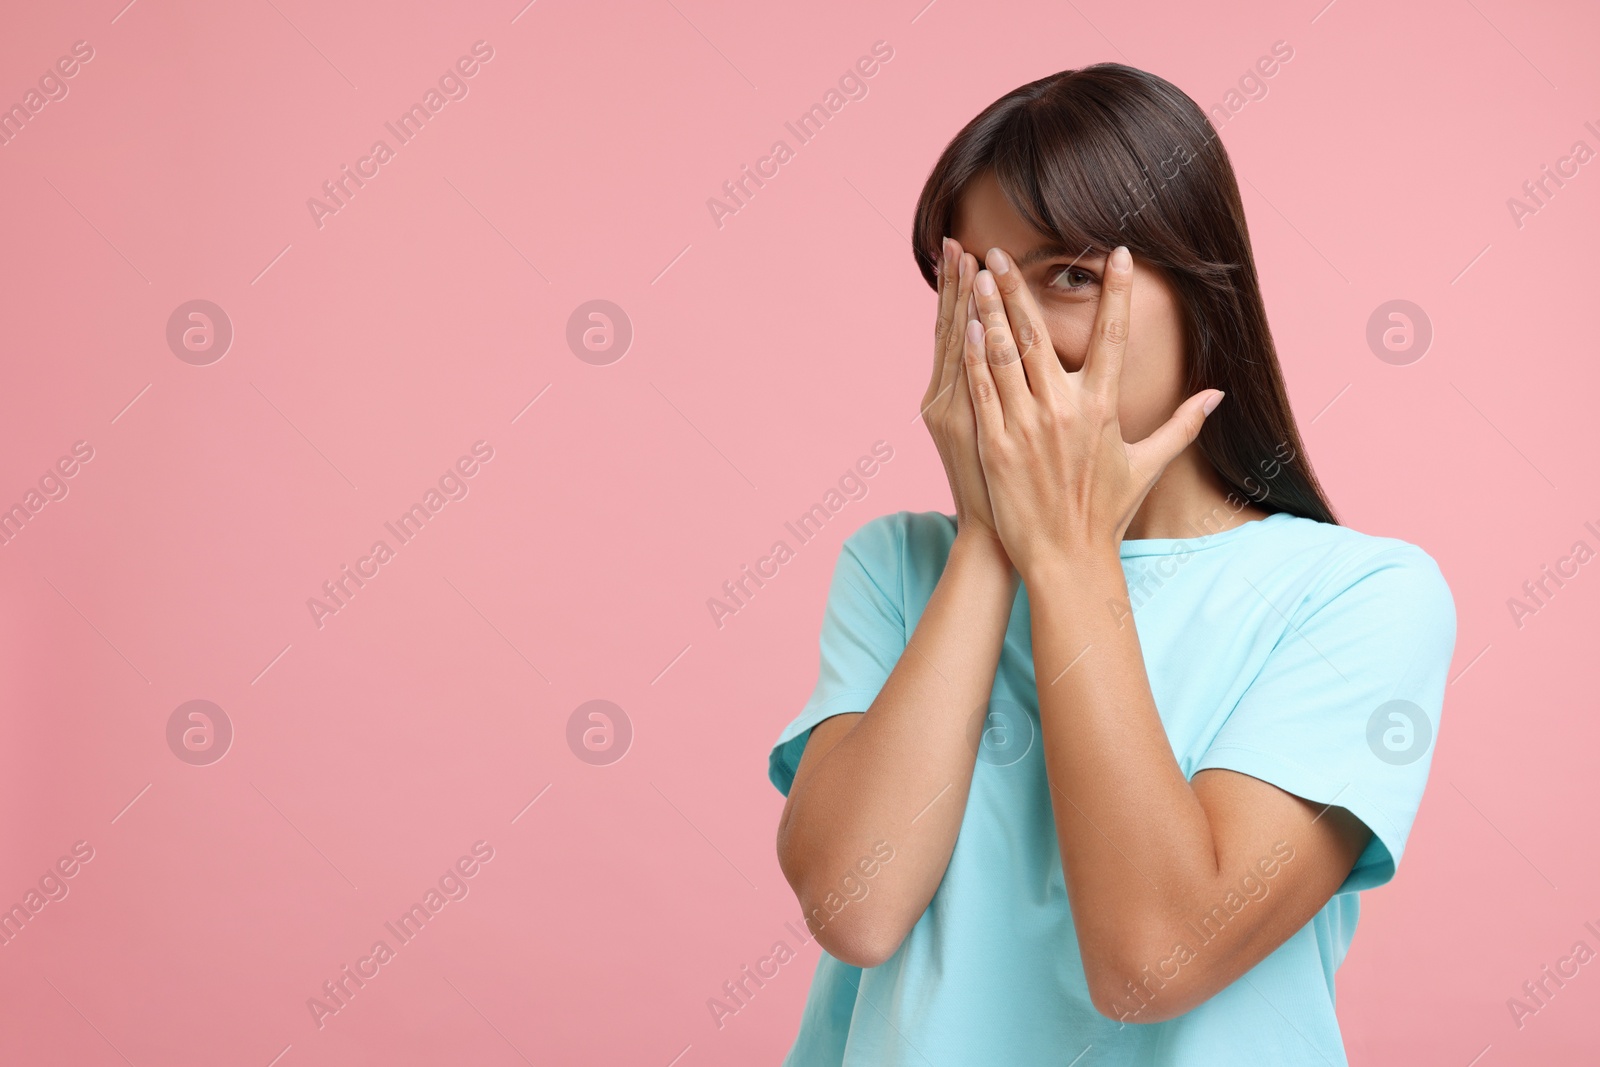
left=768, top=63, right=1456, bottom=1065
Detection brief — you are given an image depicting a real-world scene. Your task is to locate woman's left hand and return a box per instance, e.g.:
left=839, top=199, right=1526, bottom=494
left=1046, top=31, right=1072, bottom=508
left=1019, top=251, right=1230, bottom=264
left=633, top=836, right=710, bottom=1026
left=962, top=245, right=1224, bottom=579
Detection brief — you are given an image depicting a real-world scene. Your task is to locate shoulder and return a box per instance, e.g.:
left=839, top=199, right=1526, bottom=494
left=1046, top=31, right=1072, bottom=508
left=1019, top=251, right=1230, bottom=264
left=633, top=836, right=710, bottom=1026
left=1262, top=514, right=1456, bottom=631
left=831, top=511, right=959, bottom=612
left=839, top=510, right=956, bottom=567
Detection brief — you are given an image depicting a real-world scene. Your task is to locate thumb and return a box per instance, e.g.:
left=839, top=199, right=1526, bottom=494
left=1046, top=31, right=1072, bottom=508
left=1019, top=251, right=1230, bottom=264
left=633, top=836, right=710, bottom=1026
left=1131, top=389, right=1224, bottom=475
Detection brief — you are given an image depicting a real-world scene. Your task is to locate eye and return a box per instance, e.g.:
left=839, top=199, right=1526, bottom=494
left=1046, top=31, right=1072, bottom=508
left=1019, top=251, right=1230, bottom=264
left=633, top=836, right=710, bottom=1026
left=1046, top=264, right=1097, bottom=291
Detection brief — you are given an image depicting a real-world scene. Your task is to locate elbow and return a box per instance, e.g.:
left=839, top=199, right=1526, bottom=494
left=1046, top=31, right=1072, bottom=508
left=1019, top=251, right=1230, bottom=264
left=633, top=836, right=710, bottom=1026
left=807, top=905, right=904, bottom=969
left=777, top=829, right=907, bottom=968
left=1086, top=977, right=1182, bottom=1026
left=1084, top=957, right=1142, bottom=1024
left=784, top=869, right=904, bottom=969
left=1082, top=934, right=1192, bottom=1025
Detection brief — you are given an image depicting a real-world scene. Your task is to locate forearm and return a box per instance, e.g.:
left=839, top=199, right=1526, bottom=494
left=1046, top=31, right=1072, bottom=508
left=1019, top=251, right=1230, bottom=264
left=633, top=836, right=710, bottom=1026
left=778, top=534, right=1017, bottom=964
left=1027, top=548, right=1372, bottom=1021
left=1026, top=551, right=1221, bottom=966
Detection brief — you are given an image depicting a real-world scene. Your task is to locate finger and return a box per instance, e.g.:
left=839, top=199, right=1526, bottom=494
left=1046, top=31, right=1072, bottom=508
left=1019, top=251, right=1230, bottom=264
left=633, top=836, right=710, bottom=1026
left=985, top=247, right=1064, bottom=399
left=973, top=267, right=1031, bottom=418
left=925, top=237, right=958, bottom=405
left=949, top=293, right=985, bottom=481
left=950, top=282, right=978, bottom=431
left=1083, top=245, right=1133, bottom=401
left=950, top=289, right=976, bottom=421
left=963, top=316, right=1005, bottom=444
left=1128, top=389, right=1224, bottom=484
left=937, top=251, right=978, bottom=403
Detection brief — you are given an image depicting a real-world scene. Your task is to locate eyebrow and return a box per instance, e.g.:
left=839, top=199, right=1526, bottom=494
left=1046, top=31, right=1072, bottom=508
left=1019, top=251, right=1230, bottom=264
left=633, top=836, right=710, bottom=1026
left=1012, top=242, right=1100, bottom=269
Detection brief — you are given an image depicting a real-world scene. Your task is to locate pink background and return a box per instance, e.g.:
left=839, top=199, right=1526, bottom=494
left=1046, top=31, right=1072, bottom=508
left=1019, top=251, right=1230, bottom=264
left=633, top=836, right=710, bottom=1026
left=1, top=0, right=1596, bottom=1063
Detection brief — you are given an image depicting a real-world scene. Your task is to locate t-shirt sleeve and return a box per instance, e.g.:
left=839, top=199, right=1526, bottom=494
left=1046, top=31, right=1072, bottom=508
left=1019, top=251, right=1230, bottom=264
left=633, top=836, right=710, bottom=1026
left=767, top=513, right=909, bottom=797
left=1193, top=542, right=1458, bottom=893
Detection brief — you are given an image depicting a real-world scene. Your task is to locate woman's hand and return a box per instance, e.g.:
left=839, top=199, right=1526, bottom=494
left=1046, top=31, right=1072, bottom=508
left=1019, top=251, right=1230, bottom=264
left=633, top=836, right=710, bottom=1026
left=961, top=245, right=1224, bottom=579
left=922, top=237, right=1008, bottom=559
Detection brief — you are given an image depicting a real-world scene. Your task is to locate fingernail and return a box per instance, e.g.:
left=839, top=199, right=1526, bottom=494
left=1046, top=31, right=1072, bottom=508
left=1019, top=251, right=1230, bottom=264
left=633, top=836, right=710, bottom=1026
left=975, top=270, right=996, bottom=296
left=1111, top=246, right=1131, bottom=272
left=942, top=237, right=953, bottom=266
left=967, top=293, right=977, bottom=318
left=966, top=319, right=984, bottom=345
left=986, top=248, right=1009, bottom=275
left=1202, top=391, right=1224, bottom=415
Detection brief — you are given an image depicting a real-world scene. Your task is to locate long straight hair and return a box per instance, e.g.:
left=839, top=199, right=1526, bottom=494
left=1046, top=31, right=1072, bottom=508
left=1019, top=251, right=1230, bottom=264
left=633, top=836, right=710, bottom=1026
left=911, top=63, right=1337, bottom=525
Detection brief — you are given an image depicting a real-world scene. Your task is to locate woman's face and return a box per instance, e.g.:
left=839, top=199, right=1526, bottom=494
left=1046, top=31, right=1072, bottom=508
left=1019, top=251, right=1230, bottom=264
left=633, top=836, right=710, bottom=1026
left=949, top=170, right=1188, bottom=443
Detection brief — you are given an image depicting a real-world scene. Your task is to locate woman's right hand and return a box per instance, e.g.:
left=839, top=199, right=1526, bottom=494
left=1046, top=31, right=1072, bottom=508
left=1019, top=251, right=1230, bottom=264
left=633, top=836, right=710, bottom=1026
left=922, top=238, right=1008, bottom=557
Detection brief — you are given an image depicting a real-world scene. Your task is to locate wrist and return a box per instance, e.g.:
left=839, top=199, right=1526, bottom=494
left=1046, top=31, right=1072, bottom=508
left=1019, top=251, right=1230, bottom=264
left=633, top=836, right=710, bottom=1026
left=1018, top=540, right=1121, bottom=588
left=949, top=531, right=1019, bottom=585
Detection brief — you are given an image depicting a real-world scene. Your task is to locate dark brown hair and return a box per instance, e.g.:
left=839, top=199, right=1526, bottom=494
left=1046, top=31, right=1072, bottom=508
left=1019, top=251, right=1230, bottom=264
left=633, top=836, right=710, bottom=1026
left=911, top=62, right=1337, bottom=525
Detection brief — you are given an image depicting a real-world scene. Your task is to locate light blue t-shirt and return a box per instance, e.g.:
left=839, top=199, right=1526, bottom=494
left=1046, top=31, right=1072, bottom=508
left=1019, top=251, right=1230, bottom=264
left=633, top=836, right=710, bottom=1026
left=768, top=509, right=1457, bottom=1066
